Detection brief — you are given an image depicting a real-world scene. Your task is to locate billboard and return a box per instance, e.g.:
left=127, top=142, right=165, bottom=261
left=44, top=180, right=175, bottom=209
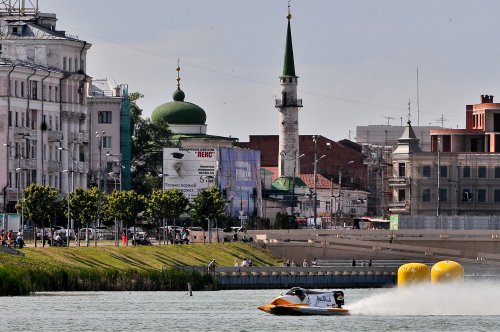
left=219, top=148, right=261, bottom=220
left=162, top=148, right=217, bottom=200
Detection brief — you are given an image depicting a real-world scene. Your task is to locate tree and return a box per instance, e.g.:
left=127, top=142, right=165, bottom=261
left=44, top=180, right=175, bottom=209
left=67, top=187, right=100, bottom=246
left=104, top=190, right=146, bottom=241
left=189, top=188, right=225, bottom=243
left=146, top=189, right=189, bottom=244
left=17, top=184, right=63, bottom=246
left=129, top=92, right=172, bottom=195
left=146, top=189, right=188, bottom=226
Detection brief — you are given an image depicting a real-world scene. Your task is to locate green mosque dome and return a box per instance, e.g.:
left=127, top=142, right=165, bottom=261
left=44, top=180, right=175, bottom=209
left=151, top=87, right=207, bottom=125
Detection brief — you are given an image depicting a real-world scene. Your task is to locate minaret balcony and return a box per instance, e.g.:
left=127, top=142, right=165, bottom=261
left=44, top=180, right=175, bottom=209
left=275, top=98, right=303, bottom=108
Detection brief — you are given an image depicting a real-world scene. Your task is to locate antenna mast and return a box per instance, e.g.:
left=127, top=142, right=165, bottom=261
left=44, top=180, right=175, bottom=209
left=417, top=67, right=420, bottom=126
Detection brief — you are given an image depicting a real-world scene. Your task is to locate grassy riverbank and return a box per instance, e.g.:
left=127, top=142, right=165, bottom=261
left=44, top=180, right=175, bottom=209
left=0, top=243, right=281, bottom=295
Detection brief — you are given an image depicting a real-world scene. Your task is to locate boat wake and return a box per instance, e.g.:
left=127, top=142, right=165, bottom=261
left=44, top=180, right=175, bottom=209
left=348, top=281, right=500, bottom=316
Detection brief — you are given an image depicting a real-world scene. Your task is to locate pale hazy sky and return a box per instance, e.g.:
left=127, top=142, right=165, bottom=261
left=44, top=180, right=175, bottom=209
left=40, top=0, right=500, bottom=141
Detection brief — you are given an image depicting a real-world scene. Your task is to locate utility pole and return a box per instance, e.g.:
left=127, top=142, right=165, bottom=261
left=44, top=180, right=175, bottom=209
left=437, top=137, right=441, bottom=217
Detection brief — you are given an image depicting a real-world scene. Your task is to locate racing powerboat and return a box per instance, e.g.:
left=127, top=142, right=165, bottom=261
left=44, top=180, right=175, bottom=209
left=258, top=287, right=349, bottom=315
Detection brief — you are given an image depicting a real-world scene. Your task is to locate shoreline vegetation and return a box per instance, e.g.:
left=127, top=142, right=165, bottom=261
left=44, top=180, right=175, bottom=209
left=0, top=243, right=281, bottom=296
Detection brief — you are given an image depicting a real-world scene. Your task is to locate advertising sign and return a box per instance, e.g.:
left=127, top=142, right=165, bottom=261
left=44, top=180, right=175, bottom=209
left=219, top=148, right=261, bottom=219
left=162, top=148, right=217, bottom=200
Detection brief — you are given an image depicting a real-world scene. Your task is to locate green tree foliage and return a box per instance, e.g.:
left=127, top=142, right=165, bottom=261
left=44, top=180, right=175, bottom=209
left=189, top=188, right=225, bottom=230
left=104, top=190, right=146, bottom=229
left=274, top=212, right=289, bottom=229
left=146, top=189, right=189, bottom=227
left=68, top=187, right=100, bottom=230
left=129, top=92, right=172, bottom=195
left=18, top=184, right=63, bottom=228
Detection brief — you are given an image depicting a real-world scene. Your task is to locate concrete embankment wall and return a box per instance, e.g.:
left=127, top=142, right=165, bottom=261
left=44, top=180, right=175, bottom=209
left=247, top=229, right=500, bottom=264
left=214, top=267, right=397, bottom=290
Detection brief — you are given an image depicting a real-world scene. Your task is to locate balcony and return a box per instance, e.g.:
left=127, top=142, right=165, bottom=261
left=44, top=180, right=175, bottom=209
left=6, top=189, right=18, bottom=202
left=388, top=177, right=410, bottom=187
left=48, top=160, right=62, bottom=172
left=13, top=127, right=32, bottom=138
left=20, top=158, right=37, bottom=169
left=69, top=132, right=84, bottom=143
left=388, top=201, right=410, bottom=212
left=47, top=130, right=64, bottom=142
left=73, top=161, right=89, bottom=173
left=275, top=98, right=303, bottom=108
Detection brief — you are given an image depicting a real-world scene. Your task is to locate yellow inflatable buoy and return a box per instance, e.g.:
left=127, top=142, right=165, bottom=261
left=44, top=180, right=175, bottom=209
left=398, top=263, right=431, bottom=287
left=431, top=260, right=464, bottom=283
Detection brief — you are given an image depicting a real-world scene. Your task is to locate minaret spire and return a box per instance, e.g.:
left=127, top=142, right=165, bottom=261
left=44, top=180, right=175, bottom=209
left=176, top=58, right=181, bottom=89
left=282, top=0, right=296, bottom=77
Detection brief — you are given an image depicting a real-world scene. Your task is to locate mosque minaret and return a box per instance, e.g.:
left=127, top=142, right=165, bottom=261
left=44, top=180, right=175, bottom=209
left=276, top=4, right=302, bottom=179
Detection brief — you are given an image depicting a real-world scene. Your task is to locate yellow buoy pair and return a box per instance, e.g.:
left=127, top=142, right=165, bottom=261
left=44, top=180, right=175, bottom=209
left=397, top=260, right=464, bottom=287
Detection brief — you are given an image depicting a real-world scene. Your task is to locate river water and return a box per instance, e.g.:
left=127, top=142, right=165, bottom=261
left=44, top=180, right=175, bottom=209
left=4, top=281, right=500, bottom=331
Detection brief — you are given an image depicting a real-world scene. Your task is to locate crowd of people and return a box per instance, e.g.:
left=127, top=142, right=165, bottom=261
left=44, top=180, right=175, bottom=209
left=0, top=229, right=25, bottom=248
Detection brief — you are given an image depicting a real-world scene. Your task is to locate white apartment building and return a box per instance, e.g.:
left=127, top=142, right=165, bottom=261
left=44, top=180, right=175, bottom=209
left=0, top=8, right=91, bottom=212
left=88, top=79, right=128, bottom=194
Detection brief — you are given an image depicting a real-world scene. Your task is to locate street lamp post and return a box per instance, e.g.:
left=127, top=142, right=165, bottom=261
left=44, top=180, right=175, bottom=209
left=95, top=131, right=105, bottom=247
left=62, top=169, right=71, bottom=247
left=312, top=136, right=326, bottom=228
left=291, top=152, right=305, bottom=217
left=158, top=173, right=169, bottom=245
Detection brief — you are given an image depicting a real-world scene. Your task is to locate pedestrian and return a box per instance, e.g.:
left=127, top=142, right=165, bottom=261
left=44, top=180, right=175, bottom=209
left=302, top=259, right=308, bottom=267
left=122, top=231, right=127, bottom=246
left=7, top=230, right=13, bottom=245
left=208, top=259, right=216, bottom=273
left=234, top=259, right=239, bottom=267
left=248, top=259, right=253, bottom=267
left=368, top=259, right=372, bottom=267
left=311, top=258, right=317, bottom=267
left=241, top=258, right=248, bottom=267
left=352, top=259, right=356, bottom=267
left=291, top=259, right=296, bottom=267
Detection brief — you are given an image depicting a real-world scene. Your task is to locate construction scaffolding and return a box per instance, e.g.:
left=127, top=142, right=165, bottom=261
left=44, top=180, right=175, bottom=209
left=0, top=0, right=38, bottom=16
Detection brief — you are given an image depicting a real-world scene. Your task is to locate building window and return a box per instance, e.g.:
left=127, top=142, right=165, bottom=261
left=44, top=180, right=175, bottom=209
left=21, top=81, right=24, bottom=97
left=462, top=189, right=473, bottom=202
left=495, top=167, right=500, bottom=178
left=325, top=200, right=331, bottom=212
left=422, top=188, right=431, bottom=202
left=30, top=80, right=38, bottom=100
left=98, top=111, right=112, bottom=124
left=477, top=189, right=487, bottom=203
left=398, top=189, right=406, bottom=202
left=422, top=165, right=431, bottom=177
left=398, top=163, right=406, bottom=177
left=102, top=136, right=112, bottom=149
left=494, top=189, right=500, bottom=203
left=440, top=165, right=448, bottom=178
left=8, top=111, right=12, bottom=127
left=478, top=166, right=487, bottom=178
left=439, top=188, right=447, bottom=202
left=463, top=166, right=471, bottom=178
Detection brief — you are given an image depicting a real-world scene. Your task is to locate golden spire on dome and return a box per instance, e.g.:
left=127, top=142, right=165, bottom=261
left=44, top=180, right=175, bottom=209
left=287, top=0, right=292, bottom=20
left=176, top=58, right=181, bottom=88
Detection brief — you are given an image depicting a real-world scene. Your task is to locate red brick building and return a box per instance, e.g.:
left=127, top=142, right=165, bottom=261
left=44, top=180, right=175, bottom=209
left=238, top=135, right=367, bottom=189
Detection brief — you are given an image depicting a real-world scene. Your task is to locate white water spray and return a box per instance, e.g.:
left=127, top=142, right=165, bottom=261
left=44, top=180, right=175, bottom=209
left=349, top=281, right=500, bottom=316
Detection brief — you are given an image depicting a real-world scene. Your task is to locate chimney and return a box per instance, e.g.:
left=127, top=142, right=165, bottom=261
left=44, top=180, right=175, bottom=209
left=481, top=95, right=486, bottom=103
left=114, top=86, right=121, bottom=97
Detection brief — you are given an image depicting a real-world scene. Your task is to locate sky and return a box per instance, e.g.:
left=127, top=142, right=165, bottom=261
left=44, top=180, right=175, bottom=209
left=35, top=0, right=500, bottom=142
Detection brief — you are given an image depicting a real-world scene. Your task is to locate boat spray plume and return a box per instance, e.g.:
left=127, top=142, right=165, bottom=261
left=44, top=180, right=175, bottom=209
left=348, top=281, right=500, bottom=316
